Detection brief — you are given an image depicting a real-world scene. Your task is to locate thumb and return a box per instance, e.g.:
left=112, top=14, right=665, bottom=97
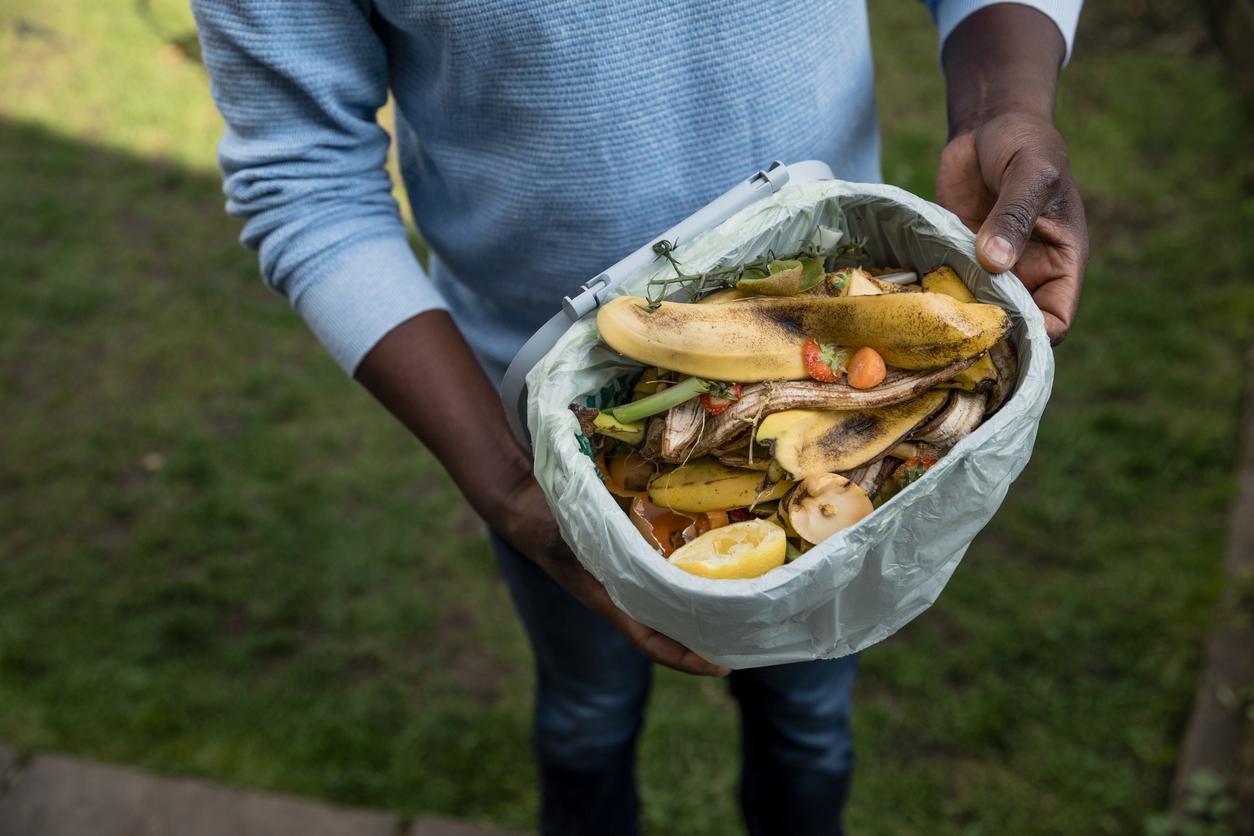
left=975, top=158, right=1059, bottom=274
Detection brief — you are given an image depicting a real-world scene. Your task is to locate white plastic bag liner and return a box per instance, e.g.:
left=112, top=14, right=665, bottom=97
left=526, top=179, right=1054, bottom=669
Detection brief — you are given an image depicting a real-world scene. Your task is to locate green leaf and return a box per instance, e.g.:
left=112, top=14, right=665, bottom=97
left=799, top=256, right=826, bottom=291
left=826, top=268, right=855, bottom=295
left=898, top=462, right=932, bottom=487
left=737, top=260, right=805, bottom=296
left=818, top=342, right=851, bottom=372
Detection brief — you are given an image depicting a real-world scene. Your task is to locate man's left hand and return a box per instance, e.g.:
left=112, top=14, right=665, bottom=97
left=936, top=110, right=1088, bottom=344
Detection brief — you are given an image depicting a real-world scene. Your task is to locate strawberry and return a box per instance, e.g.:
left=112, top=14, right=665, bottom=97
left=825, top=268, right=854, bottom=295
left=893, top=456, right=939, bottom=488
left=802, top=338, right=850, bottom=383
left=700, top=382, right=743, bottom=415
left=875, top=454, right=941, bottom=509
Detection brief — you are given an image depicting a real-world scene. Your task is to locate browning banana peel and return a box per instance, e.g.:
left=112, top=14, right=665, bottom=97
left=596, top=293, right=1010, bottom=380
left=648, top=458, right=794, bottom=513
left=754, top=390, right=948, bottom=478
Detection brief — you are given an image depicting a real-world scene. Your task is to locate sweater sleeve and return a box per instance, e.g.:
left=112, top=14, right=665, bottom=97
left=924, top=0, right=1083, bottom=64
left=192, top=0, right=447, bottom=374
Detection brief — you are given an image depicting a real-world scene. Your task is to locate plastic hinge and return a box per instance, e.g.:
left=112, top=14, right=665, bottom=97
left=561, top=274, right=611, bottom=321
left=750, top=160, right=789, bottom=191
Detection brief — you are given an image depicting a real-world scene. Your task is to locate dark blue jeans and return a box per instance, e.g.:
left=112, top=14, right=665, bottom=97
left=492, top=532, right=856, bottom=836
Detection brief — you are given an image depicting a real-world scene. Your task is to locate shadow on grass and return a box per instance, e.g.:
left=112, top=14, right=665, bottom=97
left=0, top=115, right=537, bottom=826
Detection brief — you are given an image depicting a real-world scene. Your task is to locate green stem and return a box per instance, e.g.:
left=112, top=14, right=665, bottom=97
left=606, top=376, right=713, bottom=424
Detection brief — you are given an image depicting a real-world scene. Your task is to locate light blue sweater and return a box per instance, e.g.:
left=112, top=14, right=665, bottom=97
left=193, top=0, right=1080, bottom=383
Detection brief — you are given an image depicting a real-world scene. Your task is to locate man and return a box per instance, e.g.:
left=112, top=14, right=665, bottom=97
left=192, top=2, right=1087, bottom=833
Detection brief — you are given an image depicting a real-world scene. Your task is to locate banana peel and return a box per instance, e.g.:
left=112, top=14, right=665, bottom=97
left=921, top=265, right=975, bottom=301
left=593, top=412, right=646, bottom=445
left=698, top=287, right=749, bottom=304
left=754, top=390, right=948, bottom=478
left=656, top=359, right=975, bottom=463
left=841, top=457, right=898, bottom=499
left=632, top=367, right=668, bottom=398
left=922, top=265, right=1017, bottom=411
left=596, top=293, right=1010, bottom=380
left=714, top=449, right=772, bottom=471
left=888, top=441, right=944, bottom=461
left=647, top=457, right=793, bottom=513
left=571, top=404, right=644, bottom=444
left=940, top=352, right=998, bottom=395
left=914, top=390, right=986, bottom=448
left=985, top=338, right=1019, bottom=414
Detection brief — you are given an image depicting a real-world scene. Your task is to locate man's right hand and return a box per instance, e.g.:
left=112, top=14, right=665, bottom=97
left=355, top=310, right=727, bottom=679
left=499, top=472, right=730, bottom=678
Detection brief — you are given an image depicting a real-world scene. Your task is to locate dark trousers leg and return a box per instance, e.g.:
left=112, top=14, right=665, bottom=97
left=729, top=655, right=858, bottom=836
left=491, top=532, right=653, bottom=836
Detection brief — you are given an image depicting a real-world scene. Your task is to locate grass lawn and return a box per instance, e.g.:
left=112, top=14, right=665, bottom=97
left=2, top=2, right=1252, bottom=834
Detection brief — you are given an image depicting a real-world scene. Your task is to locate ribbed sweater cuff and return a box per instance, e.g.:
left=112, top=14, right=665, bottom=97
left=290, top=235, right=448, bottom=375
left=937, top=0, right=1081, bottom=65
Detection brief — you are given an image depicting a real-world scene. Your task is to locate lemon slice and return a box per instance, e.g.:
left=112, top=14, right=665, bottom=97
left=668, top=519, right=787, bottom=580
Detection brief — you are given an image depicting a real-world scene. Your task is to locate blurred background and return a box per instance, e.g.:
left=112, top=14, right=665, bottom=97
left=2, top=1, right=1252, bottom=834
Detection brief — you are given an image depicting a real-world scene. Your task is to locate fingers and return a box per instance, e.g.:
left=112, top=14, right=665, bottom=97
left=601, top=597, right=729, bottom=677
left=1040, top=311, right=1069, bottom=344
left=935, top=132, right=991, bottom=233
left=1001, top=198, right=1087, bottom=344
left=636, top=624, right=731, bottom=677
left=1031, top=275, right=1080, bottom=344
left=556, top=554, right=730, bottom=677
left=975, top=153, right=1061, bottom=274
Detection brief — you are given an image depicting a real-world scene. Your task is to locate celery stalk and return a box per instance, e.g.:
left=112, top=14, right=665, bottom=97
left=606, top=376, right=713, bottom=424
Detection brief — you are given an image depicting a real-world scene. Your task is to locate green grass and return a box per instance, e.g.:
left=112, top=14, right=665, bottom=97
left=1, top=1, right=1252, bottom=834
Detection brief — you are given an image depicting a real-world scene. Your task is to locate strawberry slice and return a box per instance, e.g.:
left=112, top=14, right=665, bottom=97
left=802, top=338, right=851, bottom=383
left=700, top=382, right=743, bottom=415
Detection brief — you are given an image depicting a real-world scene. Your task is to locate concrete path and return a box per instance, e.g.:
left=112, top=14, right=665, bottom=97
left=0, top=744, right=526, bottom=836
